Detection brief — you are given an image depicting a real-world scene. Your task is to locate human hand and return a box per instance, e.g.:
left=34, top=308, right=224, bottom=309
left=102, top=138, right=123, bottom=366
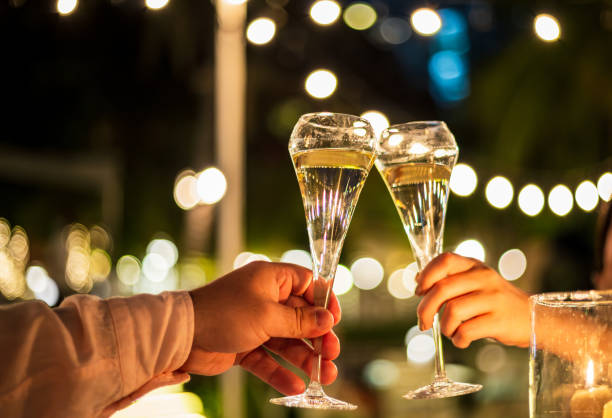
left=415, top=252, right=530, bottom=348
left=182, top=261, right=341, bottom=395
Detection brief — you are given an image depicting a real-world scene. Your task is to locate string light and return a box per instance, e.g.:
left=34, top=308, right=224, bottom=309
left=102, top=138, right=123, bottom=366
left=455, top=239, right=485, bottom=261
left=350, top=257, right=384, bottom=290
left=485, top=176, right=514, bottom=209
left=196, top=167, right=227, bottom=204
left=518, top=184, right=545, bottom=216
left=174, top=171, right=199, bottom=210
left=280, top=249, right=312, bottom=269
left=116, top=255, right=141, bottom=285
left=534, top=14, right=561, bottom=42
left=410, top=8, right=442, bottom=36
left=498, top=249, right=527, bottom=281
left=310, top=0, right=341, bottom=26
left=360, top=111, right=389, bottom=138
left=246, top=18, right=276, bottom=45
left=548, top=184, right=573, bottom=216
left=57, top=0, right=77, bottom=15
left=387, top=268, right=413, bottom=299
left=450, top=163, right=478, bottom=197
left=575, top=180, right=599, bottom=212
left=305, top=69, right=337, bottom=99
left=332, top=265, right=353, bottom=295
left=597, top=172, right=612, bottom=202
left=343, top=2, right=377, bottom=31
left=145, top=0, right=169, bottom=10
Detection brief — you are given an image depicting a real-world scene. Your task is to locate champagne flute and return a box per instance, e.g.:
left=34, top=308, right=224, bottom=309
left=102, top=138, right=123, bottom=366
left=269, top=112, right=376, bottom=410
left=375, top=121, right=482, bottom=399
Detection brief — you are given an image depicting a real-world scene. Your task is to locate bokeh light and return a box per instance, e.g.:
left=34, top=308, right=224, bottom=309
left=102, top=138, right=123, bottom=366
left=26, top=266, right=50, bottom=293
left=534, top=14, right=561, bottom=42
left=476, top=344, right=507, bottom=373
left=343, top=2, right=377, bottom=31
left=142, top=253, right=170, bottom=283
left=597, top=172, right=612, bottom=202
left=310, top=0, right=341, bottom=26
left=65, top=225, right=91, bottom=292
left=244, top=253, right=272, bottom=265
left=485, top=176, right=514, bottom=209
left=498, top=249, right=527, bottom=281
left=455, top=239, right=485, bottom=262
left=89, top=249, right=112, bottom=282
left=518, top=184, right=545, bottom=216
left=410, top=8, right=442, bottom=36
left=332, top=264, right=353, bottom=295
left=575, top=180, right=599, bottom=212
left=145, top=0, right=169, bottom=10
left=407, top=333, right=436, bottom=363
left=116, top=255, right=141, bottom=285
left=147, top=239, right=179, bottom=268
left=57, top=0, right=77, bottom=15
left=350, top=257, right=384, bottom=290
left=450, top=163, right=478, bottom=197
left=34, top=276, right=59, bottom=306
left=548, top=184, right=573, bottom=216
left=246, top=18, right=276, bottom=45
left=233, top=252, right=254, bottom=269
left=379, top=17, right=411, bottom=45
left=0, top=219, right=10, bottom=248
left=387, top=268, right=413, bottom=299
left=363, top=359, right=399, bottom=389
left=196, top=167, right=227, bottom=205
left=305, top=69, right=337, bottom=99
left=280, top=249, right=313, bottom=269
left=360, top=111, right=389, bottom=139
left=402, top=262, right=419, bottom=296
left=174, top=171, right=199, bottom=210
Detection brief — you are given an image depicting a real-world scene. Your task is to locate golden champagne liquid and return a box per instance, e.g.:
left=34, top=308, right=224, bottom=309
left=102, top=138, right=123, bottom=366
left=292, top=148, right=374, bottom=297
left=377, top=161, right=452, bottom=269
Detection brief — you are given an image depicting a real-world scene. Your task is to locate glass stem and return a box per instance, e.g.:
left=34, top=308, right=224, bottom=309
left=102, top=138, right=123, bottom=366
left=306, top=272, right=332, bottom=396
left=432, top=312, right=447, bottom=381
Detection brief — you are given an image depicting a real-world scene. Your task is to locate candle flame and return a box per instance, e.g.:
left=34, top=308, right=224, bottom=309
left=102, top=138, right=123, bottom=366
left=585, top=359, right=594, bottom=387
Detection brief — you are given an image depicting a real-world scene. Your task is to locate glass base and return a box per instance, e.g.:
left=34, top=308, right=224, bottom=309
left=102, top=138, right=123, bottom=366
left=403, top=378, right=482, bottom=400
left=269, top=382, right=357, bottom=410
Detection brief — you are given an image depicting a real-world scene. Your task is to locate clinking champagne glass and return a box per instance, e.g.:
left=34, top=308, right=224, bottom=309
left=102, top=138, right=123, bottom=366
left=269, top=112, right=376, bottom=410
left=375, top=121, right=482, bottom=399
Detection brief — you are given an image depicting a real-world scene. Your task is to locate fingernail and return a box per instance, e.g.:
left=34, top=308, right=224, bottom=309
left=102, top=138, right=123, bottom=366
left=316, top=309, right=332, bottom=328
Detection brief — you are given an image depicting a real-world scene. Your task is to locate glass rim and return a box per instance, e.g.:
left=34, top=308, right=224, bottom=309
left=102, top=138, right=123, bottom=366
left=296, top=112, right=372, bottom=131
left=530, top=290, right=612, bottom=307
left=383, top=120, right=448, bottom=133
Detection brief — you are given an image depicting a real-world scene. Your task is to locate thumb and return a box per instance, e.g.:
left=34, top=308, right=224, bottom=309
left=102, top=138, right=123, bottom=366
left=263, top=303, right=334, bottom=339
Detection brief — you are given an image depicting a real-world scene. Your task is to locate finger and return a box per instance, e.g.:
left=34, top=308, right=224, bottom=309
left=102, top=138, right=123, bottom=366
left=263, top=304, right=334, bottom=339
left=265, top=331, right=340, bottom=364
left=303, top=283, right=341, bottom=325
left=415, top=252, right=478, bottom=295
left=439, top=291, right=493, bottom=338
left=416, top=267, right=491, bottom=329
left=238, top=347, right=306, bottom=395
left=272, top=262, right=314, bottom=302
left=451, top=314, right=496, bottom=348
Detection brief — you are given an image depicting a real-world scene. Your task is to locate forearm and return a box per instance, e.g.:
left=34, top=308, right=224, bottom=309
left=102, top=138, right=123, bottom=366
left=0, top=291, right=194, bottom=418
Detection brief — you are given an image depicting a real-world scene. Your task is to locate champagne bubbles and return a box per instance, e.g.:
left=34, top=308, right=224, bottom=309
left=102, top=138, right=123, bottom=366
left=575, top=180, right=599, bottom=212
left=350, top=257, right=384, bottom=290
left=333, top=264, right=354, bottom=295
left=310, top=1, right=341, bottom=26
left=534, top=14, right=561, bottom=42
left=450, top=163, right=478, bottom=197
left=246, top=18, right=276, bottom=45
left=548, top=184, right=573, bottom=216
left=498, top=249, right=527, bottom=281
left=518, top=184, right=545, bottom=216
left=455, top=239, right=485, bottom=262
left=410, top=8, right=442, bottom=36
left=485, top=176, right=514, bottom=209
left=597, top=172, right=612, bottom=201
left=305, top=69, right=337, bottom=99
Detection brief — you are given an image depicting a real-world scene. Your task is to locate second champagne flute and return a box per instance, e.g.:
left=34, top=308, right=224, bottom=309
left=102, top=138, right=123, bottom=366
left=269, top=112, right=376, bottom=410
left=375, top=121, right=482, bottom=399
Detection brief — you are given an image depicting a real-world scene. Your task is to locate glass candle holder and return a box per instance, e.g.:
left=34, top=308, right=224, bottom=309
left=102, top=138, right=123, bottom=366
left=530, top=291, right=612, bottom=418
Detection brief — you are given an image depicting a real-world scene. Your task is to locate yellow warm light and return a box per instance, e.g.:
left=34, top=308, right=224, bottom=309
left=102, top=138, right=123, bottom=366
left=305, top=69, right=337, bottom=99
left=485, top=176, right=514, bottom=209
left=90, top=248, right=112, bottom=282
left=548, top=184, right=573, bottom=216
left=332, top=264, right=353, bottom=295
left=117, top=255, right=142, bottom=286
left=455, top=239, right=486, bottom=262
left=174, top=171, right=199, bottom=210
left=343, top=2, right=377, bottom=31
left=534, top=14, right=561, bottom=42
left=498, top=249, right=527, bottom=281
left=597, top=172, right=612, bottom=202
left=57, top=0, right=77, bottom=15
left=518, top=184, right=545, bottom=216
left=450, top=163, right=478, bottom=197
left=575, top=180, right=599, bottom=212
left=0, top=218, right=10, bottom=248
left=145, top=0, right=169, bottom=11
left=196, top=167, right=227, bottom=204
left=410, top=8, right=442, bottom=36
left=350, top=257, right=384, bottom=290
left=246, top=18, right=276, bottom=45
left=360, top=111, right=389, bottom=138
left=310, top=0, right=341, bottom=26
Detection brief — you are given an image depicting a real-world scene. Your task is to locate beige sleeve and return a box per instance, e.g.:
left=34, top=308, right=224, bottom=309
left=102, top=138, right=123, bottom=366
left=0, top=291, right=194, bottom=418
